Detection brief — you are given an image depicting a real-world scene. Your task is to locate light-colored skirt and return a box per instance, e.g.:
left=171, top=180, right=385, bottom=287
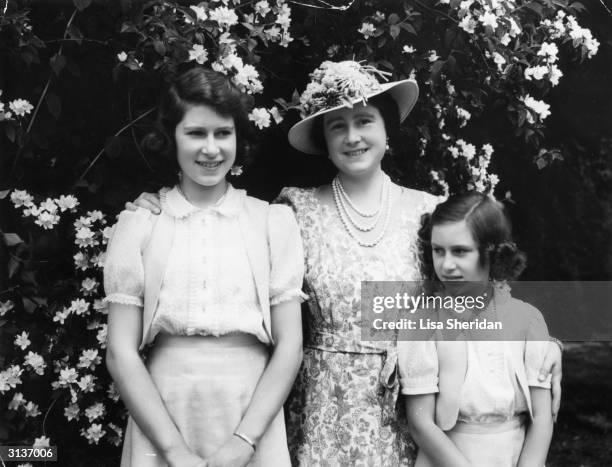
left=416, top=416, right=531, bottom=467
left=120, top=334, right=291, bottom=467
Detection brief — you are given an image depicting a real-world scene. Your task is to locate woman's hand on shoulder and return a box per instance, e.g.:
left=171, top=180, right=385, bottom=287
left=125, top=192, right=162, bottom=214
left=205, top=436, right=254, bottom=467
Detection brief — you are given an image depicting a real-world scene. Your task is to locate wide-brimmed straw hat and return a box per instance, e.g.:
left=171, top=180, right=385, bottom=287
left=288, top=61, right=419, bottom=155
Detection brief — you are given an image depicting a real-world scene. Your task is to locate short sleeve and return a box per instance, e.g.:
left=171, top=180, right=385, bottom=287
left=103, top=208, right=154, bottom=308
left=524, top=307, right=552, bottom=389
left=268, top=204, right=307, bottom=306
left=398, top=340, right=439, bottom=395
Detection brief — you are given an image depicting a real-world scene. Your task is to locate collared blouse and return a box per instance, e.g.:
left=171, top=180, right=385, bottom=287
left=104, top=185, right=305, bottom=345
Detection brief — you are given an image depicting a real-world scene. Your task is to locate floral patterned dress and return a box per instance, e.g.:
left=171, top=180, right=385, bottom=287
left=277, top=184, right=440, bottom=467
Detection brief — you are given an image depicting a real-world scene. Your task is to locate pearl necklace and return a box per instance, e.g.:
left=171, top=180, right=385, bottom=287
left=332, top=176, right=388, bottom=232
left=331, top=175, right=392, bottom=248
left=335, top=176, right=380, bottom=217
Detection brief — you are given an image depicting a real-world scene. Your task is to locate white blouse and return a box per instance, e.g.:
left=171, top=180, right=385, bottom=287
left=104, top=185, right=305, bottom=345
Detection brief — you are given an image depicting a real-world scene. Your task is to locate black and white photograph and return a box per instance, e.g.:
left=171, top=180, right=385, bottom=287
left=0, top=0, right=611, bottom=465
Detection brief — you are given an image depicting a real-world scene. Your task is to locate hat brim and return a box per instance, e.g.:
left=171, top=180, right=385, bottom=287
left=288, top=79, right=419, bottom=155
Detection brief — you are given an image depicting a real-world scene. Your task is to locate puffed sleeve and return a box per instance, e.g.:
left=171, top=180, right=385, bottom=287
left=398, top=340, right=439, bottom=395
left=103, top=208, right=154, bottom=308
left=267, top=204, right=308, bottom=306
left=524, top=306, right=552, bottom=389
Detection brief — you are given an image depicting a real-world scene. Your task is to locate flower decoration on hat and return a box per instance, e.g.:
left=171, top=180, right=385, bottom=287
left=298, top=61, right=391, bottom=118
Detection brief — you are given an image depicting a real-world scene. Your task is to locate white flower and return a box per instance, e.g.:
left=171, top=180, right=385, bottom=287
left=479, top=12, right=498, bottom=29
left=268, top=106, right=283, bottom=124
left=457, top=139, right=476, bottom=160
left=209, top=6, right=238, bottom=28
left=264, top=26, right=281, bottom=41
left=279, top=33, right=293, bottom=48
left=78, top=349, right=101, bottom=370
left=74, top=252, right=89, bottom=271
left=81, top=278, right=98, bottom=295
left=402, top=45, right=416, bottom=54
left=508, top=17, right=521, bottom=36
left=275, top=4, right=291, bottom=29
left=482, top=143, right=494, bottom=158
left=85, top=402, right=105, bottom=422
left=248, top=108, right=271, bottom=129
left=58, top=367, right=79, bottom=387
left=24, top=401, right=41, bottom=418
left=33, top=436, right=50, bottom=447
left=524, top=65, right=548, bottom=81
left=35, top=211, right=60, bottom=230
left=9, top=392, right=25, bottom=410
left=117, top=51, right=127, bottom=62
left=456, top=107, right=471, bottom=127
left=24, top=351, right=46, bottom=375
left=548, top=64, right=563, bottom=86
left=91, top=252, right=106, bottom=268
left=521, top=94, right=550, bottom=122
left=75, top=226, right=98, bottom=247
left=221, top=52, right=243, bottom=71
left=64, top=403, right=80, bottom=421
left=0, top=300, right=15, bottom=317
left=254, top=0, right=271, bottom=16
left=0, top=365, right=23, bottom=393
left=97, top=324, right=108, bottom=348
left=358, top=22, right=376, bottom=39
left=500, top=33, right=511, bottom=46
left=448, top=146, right=460, bottom=158
left=190, top=5, right=208, bottom=21
left=70, top=298, right=90, bottom=316
left=39, top=197, right=57, bottom=212
left=102, top=225, right=114, bottom=240
left=233, top=64, right=263, bottom=94
left=459, top=16, right=477, bottom=34
left=428, top=50, right=440, bottom=62
left=10, top=190, right=34, bottom=208
left=87, top=210, right=105, bottom=222
left=56, top=194, right=79, bottom=211
left=77, top=374, right=96, bottom=392
left=188, top=44, right=208, bottom=65
left=492, top=52, right=506, bottom=71
left=538, top=42, right=559, bottom=63
left=74, top=215, right=92, bottom=229
left=14, top=331, right=31, bottom=350
left=108, top=382, right=121, bottom=402
left=53, top=307, right=71, bottom=325
left=9, top=99, right=34, bottom=117
left=81, top=423, right=106, bottom=444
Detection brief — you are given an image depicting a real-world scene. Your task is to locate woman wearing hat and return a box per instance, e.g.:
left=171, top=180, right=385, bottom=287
left=278, top=61, right=562, bottom=466
left=126, top=60, right=562, bottom=466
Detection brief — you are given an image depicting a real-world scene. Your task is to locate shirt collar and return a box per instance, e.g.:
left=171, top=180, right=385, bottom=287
left=162, top=184, right=245, bottom=219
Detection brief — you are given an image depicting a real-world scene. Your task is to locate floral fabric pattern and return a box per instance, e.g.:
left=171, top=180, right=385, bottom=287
left=277, top=184, right=440, bottom=466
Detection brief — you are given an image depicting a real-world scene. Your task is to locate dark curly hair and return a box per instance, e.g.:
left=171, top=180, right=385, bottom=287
left=418, top=191, right=527, bottom=282
left=142, top=66, right=255, bottom=185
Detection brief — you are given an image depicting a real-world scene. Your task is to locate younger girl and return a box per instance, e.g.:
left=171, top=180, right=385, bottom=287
left=103, top=67, right=304, bottom=467
left=399, top=192, right=554, bottom=467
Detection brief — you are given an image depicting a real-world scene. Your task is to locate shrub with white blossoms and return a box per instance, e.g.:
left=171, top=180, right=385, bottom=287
left=1, top=189, right=125, bottom=451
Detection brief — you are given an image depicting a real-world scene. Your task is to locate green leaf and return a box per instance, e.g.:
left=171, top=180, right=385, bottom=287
left=5, top=125, right=16, bottom=143
left=0, top=190, right=10, bottom=200
left=46, top=93, right=62, bottom=118
left=73, top=0, right=92, bottom=10
left=389, top=24, right=400, bottom=39
left=50, top=54, right=67, bottom=76
left=153, top=40, right=166, bottom=55
left=67, top=24, right=83, bottom=45
left=399, top=23, right=416, bottom=35
left=388, top=13, right=400, bottom=25
left=3, top=233, right=24, bottom=246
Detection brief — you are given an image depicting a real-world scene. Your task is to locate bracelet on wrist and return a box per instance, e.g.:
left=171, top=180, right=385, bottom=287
left=233, top=431, right=256, bottom=452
